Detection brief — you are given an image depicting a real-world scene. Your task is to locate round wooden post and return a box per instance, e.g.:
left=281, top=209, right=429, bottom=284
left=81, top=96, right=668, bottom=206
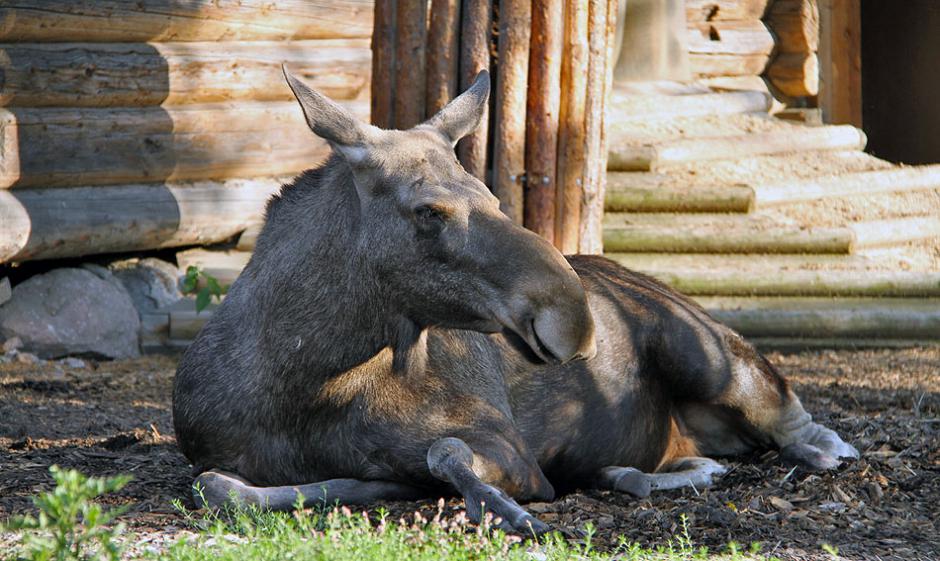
left=492, top=0, right=530, bottom=224
left=394, top=0, right=429, bottom=129
left=555, top=0, right=589, bottom=253
left=426, top=0, right=462, bottom=115
left=580, top=0, right=616, bottom=254
left=457, top=0, right=493, bottom=182
left=371, top=0, right=397, bottom=128
left=524, top=0, right=564, bottom=244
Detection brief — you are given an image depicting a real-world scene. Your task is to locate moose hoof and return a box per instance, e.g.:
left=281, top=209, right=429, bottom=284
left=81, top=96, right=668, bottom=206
left=780, top=443, right=841, bottom=472
left=193, top=470, right=260, bottom=509
left=598, top=467, right=652, bottom=498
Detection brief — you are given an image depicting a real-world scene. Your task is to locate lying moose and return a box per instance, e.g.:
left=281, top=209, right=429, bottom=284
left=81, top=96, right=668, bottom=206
left=173, top=68, right=857, bottom=533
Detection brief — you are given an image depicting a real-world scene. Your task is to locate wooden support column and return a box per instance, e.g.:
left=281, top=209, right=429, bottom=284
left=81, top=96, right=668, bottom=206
left=394, top=0, right=429, bottom=129
left=555, top=1, right=589, bottom=252
left=579, top=0, right=617, bottom=255
left=457, top=0, right=493, bottom=181
left=818, top=0, right=862, bottom=126
left=524, top=0, right=563, bottom=244
left=426, top=0, right=462, bottom=115
left=492, top=0, right=530, bottom=224
left=371, top=0, right=397, bottom=128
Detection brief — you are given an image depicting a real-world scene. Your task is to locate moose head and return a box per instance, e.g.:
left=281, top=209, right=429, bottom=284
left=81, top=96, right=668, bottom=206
left=281, top=67, right=596, bottom=365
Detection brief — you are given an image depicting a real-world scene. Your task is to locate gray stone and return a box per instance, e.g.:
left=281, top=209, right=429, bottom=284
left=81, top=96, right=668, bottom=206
left=111, top=258, right=183, bottom=315
left=0, top=277, right=10, bottom=306
left=0, top=268, right=140, bottom=359
left=16, top=351, right=41, bottom=365
left=2, top=336, right=23, bottom=353
left=60, top=357, right=87, bottom=369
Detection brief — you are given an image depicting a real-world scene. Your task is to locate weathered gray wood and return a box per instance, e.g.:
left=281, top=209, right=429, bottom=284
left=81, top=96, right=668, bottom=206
left=0, top=178, right=284, bottom=263
left=689, top=53, right=770, bottom=77
left=606, top=253, right=940, bottom=297
left=605, top=172, right=755, bottom=212
left=0, top=101, right=366, bottom=189
left=697, top=296, right=940, bottom=339
left=0, top=40, right=371, bottom=107
left=0, top=1, right=373, bottom=42
left=685, top=0, right=770, bottom=22
left=687, top=20, right=775, bottom=56
left=492, top=0, right=530, bottom=225
left=603, top=212, right=853, bottom=253
left=767, top=52, right=819, bottom=97
left=767, top=0, right=820, bottom=53
left=753, top=165, right=940, bottom=207
left=608, top=89, right=771, bottom=120
left=608, top=125, right=867, bottom=171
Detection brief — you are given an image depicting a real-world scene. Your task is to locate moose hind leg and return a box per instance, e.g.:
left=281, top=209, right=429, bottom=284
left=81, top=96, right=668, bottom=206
left=597, top=457, right=728, bottom=498
left=672, top=329, right=858, bottom=471
left=193, top=470, right=425, bottom=511
left=427, top=437, right=550, bottom=535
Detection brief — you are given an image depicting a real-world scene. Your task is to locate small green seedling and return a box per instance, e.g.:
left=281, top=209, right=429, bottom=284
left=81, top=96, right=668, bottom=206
left=3, top=466, right=132, bottom=561
left=180, top=266, right=229, bottom=313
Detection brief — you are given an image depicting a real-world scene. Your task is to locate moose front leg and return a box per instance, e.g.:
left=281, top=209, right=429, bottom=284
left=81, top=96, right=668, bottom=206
left=427, top=437, right=550, bottom=535
left=193, top=470, right=425, bottom=511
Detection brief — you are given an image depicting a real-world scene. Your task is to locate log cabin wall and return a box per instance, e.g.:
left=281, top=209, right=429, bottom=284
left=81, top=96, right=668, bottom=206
left=685, top=0, right=819, bottom=106
left=0, top=1, right=373, bottom=264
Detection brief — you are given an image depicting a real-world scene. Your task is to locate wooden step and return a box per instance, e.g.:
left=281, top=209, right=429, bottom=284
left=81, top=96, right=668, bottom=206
left=605, top=253, right=940, bottom=296
left=606, top=163, right=940, bottom=213
left=603, top=213, right=853, bottom=253
left=609, top=124, right=867, bottom=171
left=696, top=296, right=940, bottom=340
left=604, top=213, right=940, bottom=254
left=608, top=89, right=771, bottom=121
left=753, top=165, right=940, bottom=208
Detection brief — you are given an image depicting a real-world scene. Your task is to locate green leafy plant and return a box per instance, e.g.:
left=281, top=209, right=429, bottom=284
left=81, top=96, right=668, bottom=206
left=180, top=266, right=228, bottom=313
left=3, top=466, right=132, bottom=561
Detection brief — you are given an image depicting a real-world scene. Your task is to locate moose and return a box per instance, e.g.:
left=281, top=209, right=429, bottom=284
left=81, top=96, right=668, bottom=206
left=172, top=68, right=858, bottom=533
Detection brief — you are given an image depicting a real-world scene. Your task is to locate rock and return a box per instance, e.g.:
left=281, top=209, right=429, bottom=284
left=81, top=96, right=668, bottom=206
left=60, top=357, right=87, bottom=369
left=2, top=336, right=23, bottom=353
left=0, top=268, right=140, bottom=359
left=768, top=496, right=794, bottom=512
left=16, top=351, right=41, bottom=365
left=110, top=258, right=182, bottom=315
left=0, top=277, right=10, bottom=306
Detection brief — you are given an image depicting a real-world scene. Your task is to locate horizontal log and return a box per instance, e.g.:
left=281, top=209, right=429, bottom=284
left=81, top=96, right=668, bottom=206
left=690, top=53, right=770, bottom=77
left=603, top=213, right=853, bottom=253
left=767, top=0, right=819, bottom=53
left=849, top=217, right=940, bottom=249
left=608, top=125, right=867, bottom=171
left=0, top=178, right=285, bottom=263
left=0, top=1, right=372, bottom=42
left=687, top=21, right=774, bottom=56
left=605, top=253, right=940, bottom=297
left=0, top=40, right=371, bottom=107
left=605, top=172, right=754, bottom=212
left=685, top=0, right=770, bottom=22
left=753, top=165, right=940, bottom=208
left=608, top=89, right=771, bottom=120
left=697, top=296, right=940, bottom=339
left=0, top=101, right=367, bottom=189
left=767, top=52, right=819, bottom=97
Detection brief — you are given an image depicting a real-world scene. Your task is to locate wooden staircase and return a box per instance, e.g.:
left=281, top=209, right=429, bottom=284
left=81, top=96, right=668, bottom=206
left=603, top=83, right=940, bottom=347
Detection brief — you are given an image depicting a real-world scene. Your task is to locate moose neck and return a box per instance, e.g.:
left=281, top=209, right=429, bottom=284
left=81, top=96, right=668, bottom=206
left=259, top=158, right=426, bottom=382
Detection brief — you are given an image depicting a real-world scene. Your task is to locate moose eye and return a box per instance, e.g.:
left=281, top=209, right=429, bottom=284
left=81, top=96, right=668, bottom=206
left=414, top=205, right=446, bottom=224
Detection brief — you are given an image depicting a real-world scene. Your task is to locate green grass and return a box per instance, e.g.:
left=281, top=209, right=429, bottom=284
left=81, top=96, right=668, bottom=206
left=3, top=468, right=781, bottom=561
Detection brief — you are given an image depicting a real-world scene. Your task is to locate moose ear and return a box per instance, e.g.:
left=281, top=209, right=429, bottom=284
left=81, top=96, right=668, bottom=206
left=423, top=70, right=490, bottom=145
left=283, top=65, right=376, bottom=163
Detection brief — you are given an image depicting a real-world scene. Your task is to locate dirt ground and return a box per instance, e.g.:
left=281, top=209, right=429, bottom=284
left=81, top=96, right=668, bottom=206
left=0, top=348, right=937, bottom=561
